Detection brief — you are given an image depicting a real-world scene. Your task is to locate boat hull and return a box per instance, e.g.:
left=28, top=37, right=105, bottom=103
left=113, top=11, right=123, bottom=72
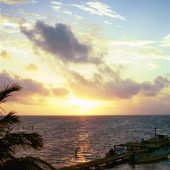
left=135, top=149, right=169, bottom=164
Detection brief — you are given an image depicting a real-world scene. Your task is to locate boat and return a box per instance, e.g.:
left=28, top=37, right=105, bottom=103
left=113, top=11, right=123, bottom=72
left=106, top=128, right=170, bottom=164
left=58, top=128, right=170, bottom=170
left=135, top=148, right=169, bottom=163
left=114, top=145, right=127, bottom=154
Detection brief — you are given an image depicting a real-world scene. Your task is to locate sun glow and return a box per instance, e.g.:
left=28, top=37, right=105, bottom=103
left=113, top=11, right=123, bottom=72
left=67, top=95, right=102, bottom=115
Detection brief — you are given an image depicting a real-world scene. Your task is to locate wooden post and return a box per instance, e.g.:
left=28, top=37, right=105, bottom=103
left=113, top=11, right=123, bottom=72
left=155, top=127, right=157, bottom=143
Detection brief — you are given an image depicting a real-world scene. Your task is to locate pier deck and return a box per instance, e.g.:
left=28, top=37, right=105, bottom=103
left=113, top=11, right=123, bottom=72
left=57, top=152, right=133, bottom=170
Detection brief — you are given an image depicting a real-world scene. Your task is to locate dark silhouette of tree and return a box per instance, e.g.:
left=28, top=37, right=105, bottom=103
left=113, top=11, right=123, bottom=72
left=0, top=83, right=56, bottom=170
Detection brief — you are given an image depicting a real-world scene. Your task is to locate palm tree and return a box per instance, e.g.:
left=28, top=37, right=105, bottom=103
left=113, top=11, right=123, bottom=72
left=0, top=83, right=56, bottom=170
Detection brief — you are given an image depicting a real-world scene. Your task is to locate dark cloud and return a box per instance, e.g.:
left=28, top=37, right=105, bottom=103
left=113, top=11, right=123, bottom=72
left=21, top=21, right=90, bottom=62
left=141, top=76, right=170, bottom=96
left=106, top=79, right=140, bottom=99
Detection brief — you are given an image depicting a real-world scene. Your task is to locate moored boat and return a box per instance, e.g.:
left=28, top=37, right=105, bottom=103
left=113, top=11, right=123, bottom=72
left=135, top=148, right=169, bottom=163
left=106, top=128, right=170, bottom=164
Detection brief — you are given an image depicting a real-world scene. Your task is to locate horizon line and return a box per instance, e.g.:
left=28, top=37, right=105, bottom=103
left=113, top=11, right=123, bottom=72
left=13, top=114, right=170, bottom=117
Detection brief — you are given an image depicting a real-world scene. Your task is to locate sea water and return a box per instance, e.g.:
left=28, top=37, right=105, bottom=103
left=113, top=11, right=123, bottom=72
left=19, top=115, right=170, bottom=170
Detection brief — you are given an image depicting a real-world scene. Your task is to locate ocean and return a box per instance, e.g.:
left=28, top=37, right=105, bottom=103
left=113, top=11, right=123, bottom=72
left=19, top=115, right=170, bottom=170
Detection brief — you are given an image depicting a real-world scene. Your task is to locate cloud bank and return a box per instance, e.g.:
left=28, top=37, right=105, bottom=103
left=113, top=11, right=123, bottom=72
left=0, top=72, right=69, bottom=104
left=69, top=69, right=170, bottom=100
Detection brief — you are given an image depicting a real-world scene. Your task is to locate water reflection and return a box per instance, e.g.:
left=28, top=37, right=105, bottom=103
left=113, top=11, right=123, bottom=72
left=72, top=119, right=94, bottom=164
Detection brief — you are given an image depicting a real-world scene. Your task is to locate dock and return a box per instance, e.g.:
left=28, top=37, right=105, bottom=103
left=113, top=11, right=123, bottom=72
left=57, top=151, right=133, bottom=170
left=57, top=132, right=170, bottom=170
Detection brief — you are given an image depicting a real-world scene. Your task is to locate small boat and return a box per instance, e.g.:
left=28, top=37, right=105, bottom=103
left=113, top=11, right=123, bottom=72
left=105, top=146, right=127, bottom=157
left=114, top=146, right=127, bottom=154
left=135, top=148, right=169, bottom=163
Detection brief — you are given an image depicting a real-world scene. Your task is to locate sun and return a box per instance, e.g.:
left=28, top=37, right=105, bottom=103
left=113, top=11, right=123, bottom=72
left=67, top=95, right=102, bottom=115
left=46, top=95, right=107, bottom=116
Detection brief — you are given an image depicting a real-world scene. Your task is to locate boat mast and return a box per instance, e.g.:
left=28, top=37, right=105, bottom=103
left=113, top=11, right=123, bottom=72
left=154, top=127, right=157, bottom=143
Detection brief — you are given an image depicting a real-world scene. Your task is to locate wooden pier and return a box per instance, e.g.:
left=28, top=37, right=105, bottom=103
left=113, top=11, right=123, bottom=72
left=57, top=152, right=133, bottom=170
left=57, top=135, right=170, bottom=170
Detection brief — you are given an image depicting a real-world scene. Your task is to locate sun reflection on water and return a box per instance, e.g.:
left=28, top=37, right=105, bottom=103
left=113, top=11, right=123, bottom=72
left=71, top=120, right=95, bottom=164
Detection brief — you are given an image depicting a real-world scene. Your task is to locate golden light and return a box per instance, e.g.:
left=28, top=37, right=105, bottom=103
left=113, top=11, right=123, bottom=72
left=45, top=95, right=113, bottom=116
left=67, top=95, right=103, bottom=115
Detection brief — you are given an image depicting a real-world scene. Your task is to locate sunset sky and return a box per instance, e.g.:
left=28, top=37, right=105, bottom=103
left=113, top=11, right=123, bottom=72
left=1, top=0, right=170, bottom=115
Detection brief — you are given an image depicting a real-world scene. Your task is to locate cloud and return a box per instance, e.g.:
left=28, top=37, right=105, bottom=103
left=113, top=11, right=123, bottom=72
left=0, top=14, right=19, bottom=24
left=0, top=14, right=21, bottom=34
left=69, top=67, right=170, bottom=100
left=73, top=1, right=126, bottom=20
left=104, top=20, right=112, bottom=25
left=160, top=34, right=170, bottom=47
left=0, top=50, right=11, bottom=59
left=0, top=0, right=27, bottom=4
left=25, top=63, right=38, bottom=71
left=52, top=87, right=69, bottom=97
left=107, top=39, right=170, bottom=69
left=21, top=21, right=90, bottom=62
left=141, top=76, right=170, bottom=96
left=128, top=93, right=170, bottom=115
left=0, top=72, right=14, bottom=83
left=110, top=40, right=154, bottom=48
left=51, top=1, right=62, bottom=10
left=50, top=1, right=83, bottom=20
left=0, top=72, right=49, bottom=97
left=70, top=71, right=141, bottom=99
left=106, top=79, right=141, bottom=99
left=0, top=0, right=36, bottom=4
left=0, top=72, right=70, bottom=105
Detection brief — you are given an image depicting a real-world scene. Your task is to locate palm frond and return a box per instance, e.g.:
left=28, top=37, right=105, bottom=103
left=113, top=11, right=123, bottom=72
left=21, top=156, right=56, bottom=170
left=0, top=106, right=5, bottom=115
left=0, top=83, right=56, bottom=169
left=0, top=149, right=15, bottom=164
left=0, top=112, right=20, bottom=126
left=0, top=83, right=22, bottom=103
left=0, top=132, right=43, bottom=163
left=0, top=156, right=56, bottom=170
left=0, top=112, right=20, bottom=139
left=2, top=132, right=43, bottom=151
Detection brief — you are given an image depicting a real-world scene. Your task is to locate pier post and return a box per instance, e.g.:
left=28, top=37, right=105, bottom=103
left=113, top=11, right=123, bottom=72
left=155, top=127, right=157, bottom=143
